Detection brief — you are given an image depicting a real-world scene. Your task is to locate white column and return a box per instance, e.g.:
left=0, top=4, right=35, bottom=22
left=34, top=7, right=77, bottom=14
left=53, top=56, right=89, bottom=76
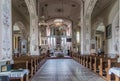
left=0, top=0, right=12, bottom=61
left=80, top=4, right=86, bottom=54
left=85, top=18, right=91, bottom=54
left=81, top=13, right=91, bottom=54
left=118, top=0, right=120, bottom=62
left=30, top=15, right=39, bottom=55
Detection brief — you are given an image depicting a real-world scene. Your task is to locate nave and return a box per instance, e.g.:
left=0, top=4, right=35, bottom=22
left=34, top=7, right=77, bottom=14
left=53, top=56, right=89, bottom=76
left=0, top=0, right=120, bottom=81
left=31, top=59, right=105, bottom=81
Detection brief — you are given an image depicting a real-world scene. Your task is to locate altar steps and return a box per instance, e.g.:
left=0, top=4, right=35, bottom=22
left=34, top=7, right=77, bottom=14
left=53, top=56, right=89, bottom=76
left=47, top=56, right=72, bottom=59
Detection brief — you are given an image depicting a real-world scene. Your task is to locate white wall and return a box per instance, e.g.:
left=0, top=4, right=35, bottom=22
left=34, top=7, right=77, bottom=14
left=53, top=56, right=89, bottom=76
left=92, top=0, right=118, bottom=54
left=0, top=0, right=12, bottom=72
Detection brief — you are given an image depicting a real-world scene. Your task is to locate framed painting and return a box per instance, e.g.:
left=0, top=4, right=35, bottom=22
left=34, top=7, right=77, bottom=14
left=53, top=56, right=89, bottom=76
left=106, top=24, right=112, bottom=39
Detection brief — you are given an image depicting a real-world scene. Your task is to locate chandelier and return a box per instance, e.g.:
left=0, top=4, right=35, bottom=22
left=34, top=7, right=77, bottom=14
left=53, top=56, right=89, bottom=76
left=38, top=16, right=48, bottom=27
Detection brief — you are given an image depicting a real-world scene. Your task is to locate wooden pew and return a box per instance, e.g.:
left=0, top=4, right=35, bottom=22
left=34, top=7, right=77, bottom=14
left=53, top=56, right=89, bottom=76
left=12, top=61, right=29, bottom=81
left=79, top=55, right=81, bottom=64
left=29, top=55, right=40, bottom=72
left=93, top=56, right=101, bottom=73
left=84, top=55, right=87, bottom=67
left=89, top=55, right=93, bottom=70
left=81, top=55, right=85, bottom=65
left=105, top=58, right=118, bottom=81
left=13, top=61, right=28, bottom=69
left=75, top=53, right=79, bottom=62
left=13, top=54, right=48, bottom=78
left=85, top=55, right=90, bottom=68
left=76, top=54, right=79, bottom=62
left=82, top=55, right=86, bottom=66
left=30, top=54, right=47, bottom=72
left=78, top=54, right=81, bottom=63
left=38, top=54, right=47, bottom=68
left=80, top=55, right=83, bottom=65
left=98, top=57, right=108, bottom=76
left=13, top=57, right=34, bottom=77
left=109, top=62, right=120, bottom=81
left=80, top=55, right=83, bottom=64
left=89, top=55, right=95, bottom=70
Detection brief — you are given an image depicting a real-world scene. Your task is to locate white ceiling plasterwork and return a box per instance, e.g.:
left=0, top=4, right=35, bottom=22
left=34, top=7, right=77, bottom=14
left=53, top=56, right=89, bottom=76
left=38, top=0, right=81, bottom=25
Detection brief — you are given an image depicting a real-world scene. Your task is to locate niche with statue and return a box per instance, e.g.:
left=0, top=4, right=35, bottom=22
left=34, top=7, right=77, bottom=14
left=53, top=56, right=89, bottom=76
left=21, top=39, right=27, bottom=54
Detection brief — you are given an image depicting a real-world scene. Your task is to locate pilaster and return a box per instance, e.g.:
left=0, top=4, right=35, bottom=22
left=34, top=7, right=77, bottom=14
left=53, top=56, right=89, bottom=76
left=0, top=0, right=12, bottom=61
left=118, top=0, right=120, bottom=62
left=30, top=16, right=39, bottom=55
left=80, top=4, right=86, bottom=54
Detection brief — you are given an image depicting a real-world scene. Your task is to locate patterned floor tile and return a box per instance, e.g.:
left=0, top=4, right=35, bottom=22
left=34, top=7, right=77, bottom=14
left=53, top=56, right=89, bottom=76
left=31, top=59, right=106, bottom=81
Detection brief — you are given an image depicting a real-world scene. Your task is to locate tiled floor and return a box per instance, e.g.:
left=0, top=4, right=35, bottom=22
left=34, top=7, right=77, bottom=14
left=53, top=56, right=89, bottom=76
left=31, top=59, right=106, bottom=81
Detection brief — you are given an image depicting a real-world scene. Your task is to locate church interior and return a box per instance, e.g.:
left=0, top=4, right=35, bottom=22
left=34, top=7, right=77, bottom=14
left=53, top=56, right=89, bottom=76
left=0, top=0, right=120, bottom=81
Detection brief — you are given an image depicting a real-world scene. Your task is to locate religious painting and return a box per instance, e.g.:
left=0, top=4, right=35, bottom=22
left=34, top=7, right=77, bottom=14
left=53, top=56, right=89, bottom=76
left=66, top=38, right=72, bottom=42
left=91, top=39, right=96, bottom=49
left=91, top=44, right=95, bottom=49
left=106, top=24, right=112, bottom=39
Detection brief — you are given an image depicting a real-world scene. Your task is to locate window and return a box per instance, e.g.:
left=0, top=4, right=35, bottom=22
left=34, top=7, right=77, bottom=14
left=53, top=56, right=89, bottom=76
left=76, top=32, right=80, bottom=43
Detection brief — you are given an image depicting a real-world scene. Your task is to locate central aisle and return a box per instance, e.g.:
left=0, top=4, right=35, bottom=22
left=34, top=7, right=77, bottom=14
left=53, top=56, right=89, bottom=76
left=31, top=59, right=106, bottom=81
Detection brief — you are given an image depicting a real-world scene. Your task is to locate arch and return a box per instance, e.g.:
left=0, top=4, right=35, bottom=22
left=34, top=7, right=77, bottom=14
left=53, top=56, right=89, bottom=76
left=94, top=22, right=105, bottom=52
left=85, top=0, right=98, bottom=28
left=46, top=18, right=72, bottom=26
left=46, top=17, right=73, bottom=24
left=83, top=0, right=98, bottom=54
left=13, top=21, right=27, bottom=38
left=92, top=18, right=105, bottom=38
left=85, top=0, right=98, bottom=18
left=38, top=0, right=81, bottom=5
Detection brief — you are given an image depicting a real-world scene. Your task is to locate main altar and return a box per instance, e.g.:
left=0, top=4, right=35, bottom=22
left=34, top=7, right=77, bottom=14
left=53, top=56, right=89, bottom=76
left=54, top=48, right=64, bottom=57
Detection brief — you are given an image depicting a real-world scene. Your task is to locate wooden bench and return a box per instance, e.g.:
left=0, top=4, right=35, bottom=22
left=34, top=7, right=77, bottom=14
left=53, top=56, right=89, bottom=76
left=89, top=55, right=96, bottom=70
left=85, top=55, right=90, bottom=68
left=98, top=57, right=109, bottom=76
left=113, top=63, right=120, bottom=81
left=106, top=61, right=120, bottom=81
left=82, top=55, right=85, bottom=66
left=93, top=56, right=101, bottom=73
left=13, top=57, right=34, bottom=78
left=12, top=61, right=29, bottom=81
left=103, top=58, right=117, bottom=80
left=78, top=54, right=81, bottom=63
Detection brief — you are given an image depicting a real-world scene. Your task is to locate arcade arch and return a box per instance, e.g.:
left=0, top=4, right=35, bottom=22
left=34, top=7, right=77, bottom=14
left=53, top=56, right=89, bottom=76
left=13, top=21, right=28, bottom=56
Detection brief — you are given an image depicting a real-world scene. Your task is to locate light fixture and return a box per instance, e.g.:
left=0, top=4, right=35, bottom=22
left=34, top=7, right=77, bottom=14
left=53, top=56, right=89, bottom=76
left=54, top=19, right=64, bottom=27
left=38, top=2, right=48, bottom=27
left=38, top=16, right=48, bottom=27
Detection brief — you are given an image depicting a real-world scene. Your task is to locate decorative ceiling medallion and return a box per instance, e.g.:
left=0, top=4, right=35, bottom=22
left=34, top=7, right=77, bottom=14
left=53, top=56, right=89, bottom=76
left=72, top=4, right=76, bottom=7
left=55, top=8, right=63, bottom=13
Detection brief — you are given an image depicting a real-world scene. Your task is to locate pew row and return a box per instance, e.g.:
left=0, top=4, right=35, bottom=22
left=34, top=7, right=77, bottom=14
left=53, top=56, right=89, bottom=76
left=71, top=53, right=119, bottom=81
left=13, top=54, right=48, bottom=79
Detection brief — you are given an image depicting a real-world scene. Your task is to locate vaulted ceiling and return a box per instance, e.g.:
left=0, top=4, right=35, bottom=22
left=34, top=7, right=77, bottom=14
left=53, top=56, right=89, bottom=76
left=12, top=0, right=30, bottom=22
left=12, top=0, right=114, bottom=29
left=92, top=0, right=115, bottom=18
left=37, top=0, right=81, bottom=24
